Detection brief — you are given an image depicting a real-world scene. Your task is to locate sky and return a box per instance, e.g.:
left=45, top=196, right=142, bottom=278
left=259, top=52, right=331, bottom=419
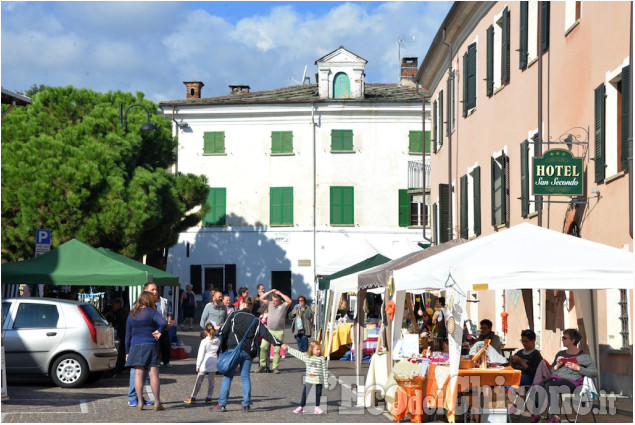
left=1, top=1, right=452, bottom=103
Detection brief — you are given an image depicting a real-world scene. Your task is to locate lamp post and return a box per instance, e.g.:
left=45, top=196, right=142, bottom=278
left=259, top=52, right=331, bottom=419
left=119, top=103, right=157, bottom=133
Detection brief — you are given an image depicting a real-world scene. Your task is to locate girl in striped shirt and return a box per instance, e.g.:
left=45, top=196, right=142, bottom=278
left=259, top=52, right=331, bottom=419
left=281, top=340, right=329, bottom=414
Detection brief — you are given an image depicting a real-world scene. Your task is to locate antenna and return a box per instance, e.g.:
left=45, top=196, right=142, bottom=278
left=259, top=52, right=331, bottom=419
left=396, top=33, right=415, bottom=79
left=289, top=65, right=310, bottom=85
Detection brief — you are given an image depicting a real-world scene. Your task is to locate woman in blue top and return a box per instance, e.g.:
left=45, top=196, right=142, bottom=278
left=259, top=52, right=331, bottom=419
left=125, top=291, right=168, bottom=411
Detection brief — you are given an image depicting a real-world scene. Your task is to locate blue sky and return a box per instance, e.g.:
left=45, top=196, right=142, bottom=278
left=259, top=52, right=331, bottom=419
left=1, top=1, right=452, bottom=103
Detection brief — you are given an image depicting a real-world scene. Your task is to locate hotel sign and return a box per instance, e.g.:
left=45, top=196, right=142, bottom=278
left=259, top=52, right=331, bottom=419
left=532, top=149, right=583, bottom=196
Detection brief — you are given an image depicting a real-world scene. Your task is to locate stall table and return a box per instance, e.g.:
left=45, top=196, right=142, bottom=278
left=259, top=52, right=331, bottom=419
left=322, top=323, right=354, bottom=356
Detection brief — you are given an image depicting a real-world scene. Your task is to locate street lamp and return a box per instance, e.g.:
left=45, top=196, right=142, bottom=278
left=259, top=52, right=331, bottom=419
left=119, top=103, right=157, bottom=133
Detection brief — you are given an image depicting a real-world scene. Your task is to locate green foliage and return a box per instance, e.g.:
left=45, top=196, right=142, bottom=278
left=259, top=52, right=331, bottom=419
left=1, top=86, right=209, bottom=261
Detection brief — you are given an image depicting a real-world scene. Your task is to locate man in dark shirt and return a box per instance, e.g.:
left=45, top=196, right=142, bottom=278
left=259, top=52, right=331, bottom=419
left=509, top=329, right=543, bottom=386
left=475, top=319, right=503, bottom=354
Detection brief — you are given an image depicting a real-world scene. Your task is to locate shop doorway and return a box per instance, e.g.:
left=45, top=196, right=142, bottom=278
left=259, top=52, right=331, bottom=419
left=271, top=271, right=291, bottom=297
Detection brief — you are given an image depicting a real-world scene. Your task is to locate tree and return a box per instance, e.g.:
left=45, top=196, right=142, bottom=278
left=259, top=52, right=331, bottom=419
left=1, top=86, right=209, bottom=262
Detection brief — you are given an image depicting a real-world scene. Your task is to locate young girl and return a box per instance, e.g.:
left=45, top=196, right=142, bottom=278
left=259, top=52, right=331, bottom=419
left=184, top=323, right=220, bottom=404
left=281, top=340, right=329, bottom=414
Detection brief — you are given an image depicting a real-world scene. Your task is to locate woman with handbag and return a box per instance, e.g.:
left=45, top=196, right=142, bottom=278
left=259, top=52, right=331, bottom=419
left=290, top=296, right=313, bottom=353
left=213, top=296, right=282, bottom=412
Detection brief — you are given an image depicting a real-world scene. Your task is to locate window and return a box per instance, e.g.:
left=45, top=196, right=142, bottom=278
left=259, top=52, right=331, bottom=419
left=486, top=6, right=510, bottom=96
left=619, top=289, right=630, bottom=350
left=203, top=187, right=226, bottom=226
left=437, top=90, right=444, bottom=148
left=432, top=202, right=438, bottom=244
left=330, top=186, right=354, bottom=225
left=331, top=130, right=354, bottom=152
left=14, top=303, right=59, bottom=328
left=519, top=1, right=538, bottom=68
left=333, top=72, right=351, bottom=98
left=270, top=187, right=294, bottom=226
left=564, top=1, right=581, bottom=34
left=398, top=190, right=426, bottom=227
left=460, top=166, right=482, bottom=239
left=409, top=130, right=431, bottom=154
left=541, top=1, right=550, bottom=52
left=203, top=131, right=225, bottom=154
left=432, top=100, right=438, bottom=152
left=595, top=64, right=630, bottom=182
left=520, top=134, right=537, bottom=217
left=438, top=183, right=452, bottom=243
left=271, top=131, right=293, bottom=154
left=463, top=42, right=477, bottom=116
left=449, top=69, right=456, bottom=132
left=491, top=152, right=509, bottom=227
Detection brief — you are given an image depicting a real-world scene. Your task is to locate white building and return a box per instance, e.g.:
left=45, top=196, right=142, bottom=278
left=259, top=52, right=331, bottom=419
left=159, top=47, right=431, bottom=299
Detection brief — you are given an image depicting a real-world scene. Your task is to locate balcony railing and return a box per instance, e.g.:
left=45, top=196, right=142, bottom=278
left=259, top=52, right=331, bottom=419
left=408, top=157, right=431, bottom=190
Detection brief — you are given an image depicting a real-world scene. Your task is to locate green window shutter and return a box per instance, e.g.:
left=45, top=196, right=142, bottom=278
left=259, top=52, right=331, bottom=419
left=467, top=43, right=477, bottom=110
left=439, top=183, right=450, bottom=243
left=473, top=166, right=481, bottom=236
left=460, top=175, right=468, bottom=239
left=486, top=25, right=494, bottom=97
left=594, top=83, right=606, bottom=183
left=330, top=186, right=354, bottom=225
left=425, top=131, right=431, bottom=154
left=501, top=152, right=508, bottom=226
left=204, top=132, right=225, bottom=154
left=203, top=187, right=226, bottom=226
left=463, top=52, right=469, bottom=117
left=519, top=2, right=528, bottom=69
left=432, top=202, right=438, bottom=245
left=409, top=131, right=423, bottom=153
left=621, top=65, right=630, bottom=171
left=432, top=100, right=437, bottom=151
left=541, top=1, right=550, bottom=52
left=398, top=189, right=410, bottom=227
left=438, top=90, right=444, bottom=147
left=341, top=130, right=353, bottom=151
left=270, top=187, right=293, bottom=225
left=446, top=76, right=451, bottom=136
left=271, top=131, right=293, bottom=154
left=520, top=139, right=530, bottom=217
left=491, top=157, right=497, bottom=227
left=502, top=6, right=510, bottom=84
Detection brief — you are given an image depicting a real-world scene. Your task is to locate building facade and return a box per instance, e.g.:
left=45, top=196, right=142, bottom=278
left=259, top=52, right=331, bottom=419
left=160, top=47, right=431, bottom=301
left=418, top=2, right=632, bottom=394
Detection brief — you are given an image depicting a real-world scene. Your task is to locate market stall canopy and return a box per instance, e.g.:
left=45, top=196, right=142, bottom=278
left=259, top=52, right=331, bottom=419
left=1, top=239, right=152, bottom=286
left=393, top=222, right=634, bottom=291
left=97, top=248, right=179, bottom=286
left=319, top=254, right=391, bottom=291
left=357, top=238, right=467, bottom=289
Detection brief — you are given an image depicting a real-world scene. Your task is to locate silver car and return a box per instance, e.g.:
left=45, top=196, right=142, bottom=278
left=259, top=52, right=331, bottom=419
left=2, top=297, right=118, bottom=388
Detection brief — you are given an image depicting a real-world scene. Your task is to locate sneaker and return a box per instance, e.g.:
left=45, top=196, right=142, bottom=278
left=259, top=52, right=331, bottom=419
left=255, top=365, right=265, bottom=373
left=164, top=363, right=172, bottom=368
left=273, top=368, right=280, bottom=374
left=205, top=397, right=213, bottom=404
left=530, top=414, right=541, bottom=423
left=548, top=416, right=561, bottom=423
left=242, top=405, right=250, bottom=412
left=293, top=406, right=304, bottom=414
left=128, top=399, right=153, bottom=407
left=314, top=406, right=324, bottom=414
left=213, top=404, right=226, bottom=412
left=184, top=397, right=196, bottom=404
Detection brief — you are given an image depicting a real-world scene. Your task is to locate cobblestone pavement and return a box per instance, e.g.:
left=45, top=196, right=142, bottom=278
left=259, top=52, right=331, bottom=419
left=1, top=326, right=632, bottom=423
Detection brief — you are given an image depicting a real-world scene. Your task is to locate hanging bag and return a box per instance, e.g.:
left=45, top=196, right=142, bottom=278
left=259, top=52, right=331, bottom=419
left=217, top=316, right=258, bottom=375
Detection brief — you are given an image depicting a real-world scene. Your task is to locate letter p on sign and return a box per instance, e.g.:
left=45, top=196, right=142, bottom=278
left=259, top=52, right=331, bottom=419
left=36, top=229, right=51, bottom=244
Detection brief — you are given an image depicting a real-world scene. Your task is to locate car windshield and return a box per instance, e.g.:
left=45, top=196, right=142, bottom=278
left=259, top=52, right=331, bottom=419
left=2, top=302, right=10, bottom=326
left=79, top=304, right=109, bottom=326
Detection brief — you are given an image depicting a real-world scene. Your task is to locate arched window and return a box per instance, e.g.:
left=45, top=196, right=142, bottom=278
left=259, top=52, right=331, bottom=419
left=333, top=72, right=351, bottom=98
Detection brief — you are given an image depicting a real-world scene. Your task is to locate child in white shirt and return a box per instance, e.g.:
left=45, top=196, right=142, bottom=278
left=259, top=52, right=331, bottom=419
left=184, top=323, right=220, bottom=404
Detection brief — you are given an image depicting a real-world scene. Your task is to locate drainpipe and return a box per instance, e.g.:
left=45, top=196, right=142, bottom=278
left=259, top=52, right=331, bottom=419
left=442, top=28, right=453, bottom=241
left=629, top=2, right=633, bottom=238
left=311, top=102, right=318, bottom=332
left=415, top=86, right=432, bottom=244
left=537, top=2, right=543, bottom=227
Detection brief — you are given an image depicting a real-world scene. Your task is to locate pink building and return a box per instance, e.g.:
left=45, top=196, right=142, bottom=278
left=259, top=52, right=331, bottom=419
left=417, top=1, right=632, bottom=394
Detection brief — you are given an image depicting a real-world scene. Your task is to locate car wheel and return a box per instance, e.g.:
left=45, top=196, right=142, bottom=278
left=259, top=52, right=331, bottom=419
left=51, top=354, right=89, bottom=388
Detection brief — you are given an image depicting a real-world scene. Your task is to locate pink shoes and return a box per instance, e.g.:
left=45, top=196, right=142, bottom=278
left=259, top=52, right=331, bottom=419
left=293, top=406, right=304, bottom=413
left=314, top=406, right=324, bottom=414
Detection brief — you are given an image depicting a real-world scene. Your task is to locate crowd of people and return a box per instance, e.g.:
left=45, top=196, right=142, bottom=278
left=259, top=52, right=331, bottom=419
left=105, top=281, right=323, bottom=413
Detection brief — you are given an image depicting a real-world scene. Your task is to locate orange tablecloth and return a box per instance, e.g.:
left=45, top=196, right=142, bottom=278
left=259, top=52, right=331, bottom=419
left=322, top=324, right=353, bottom=355
left=426, top=364, right=521, bottom=422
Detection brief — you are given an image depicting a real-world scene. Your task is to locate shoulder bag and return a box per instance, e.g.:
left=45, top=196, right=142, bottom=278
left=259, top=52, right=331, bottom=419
left=217, top=316, right=258, bottom=375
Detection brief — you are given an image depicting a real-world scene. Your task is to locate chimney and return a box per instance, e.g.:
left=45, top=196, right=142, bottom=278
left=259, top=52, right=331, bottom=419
left=229, top=85, right=250, bottom=95
left=400, top=57, right=418, bottom=82
left=184, top=81, right=204, bottom=99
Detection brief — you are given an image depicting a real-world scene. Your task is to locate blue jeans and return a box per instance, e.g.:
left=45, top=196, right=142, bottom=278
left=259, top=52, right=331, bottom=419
left=520, top=372, right=533, bottom=387
left=295, top=334, right=309, bottom=353
left=217, top=350, right=252, bottom=406
left=128, top=368, right=149, bottom=401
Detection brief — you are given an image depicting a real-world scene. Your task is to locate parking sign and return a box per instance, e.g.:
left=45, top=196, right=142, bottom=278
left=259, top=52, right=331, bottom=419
left=35, top=229, right=51, bottom=257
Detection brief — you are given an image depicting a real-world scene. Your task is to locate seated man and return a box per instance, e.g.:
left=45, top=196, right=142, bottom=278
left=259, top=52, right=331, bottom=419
left=475, top=319, right=503, bottom=354
left=509, top=329, right=543, bottom=386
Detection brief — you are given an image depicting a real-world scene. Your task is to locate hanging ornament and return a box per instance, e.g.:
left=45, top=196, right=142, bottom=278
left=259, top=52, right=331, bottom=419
left=501, top=311, right=509, bottom=335
left=385, top=300, right=396, bottom=321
